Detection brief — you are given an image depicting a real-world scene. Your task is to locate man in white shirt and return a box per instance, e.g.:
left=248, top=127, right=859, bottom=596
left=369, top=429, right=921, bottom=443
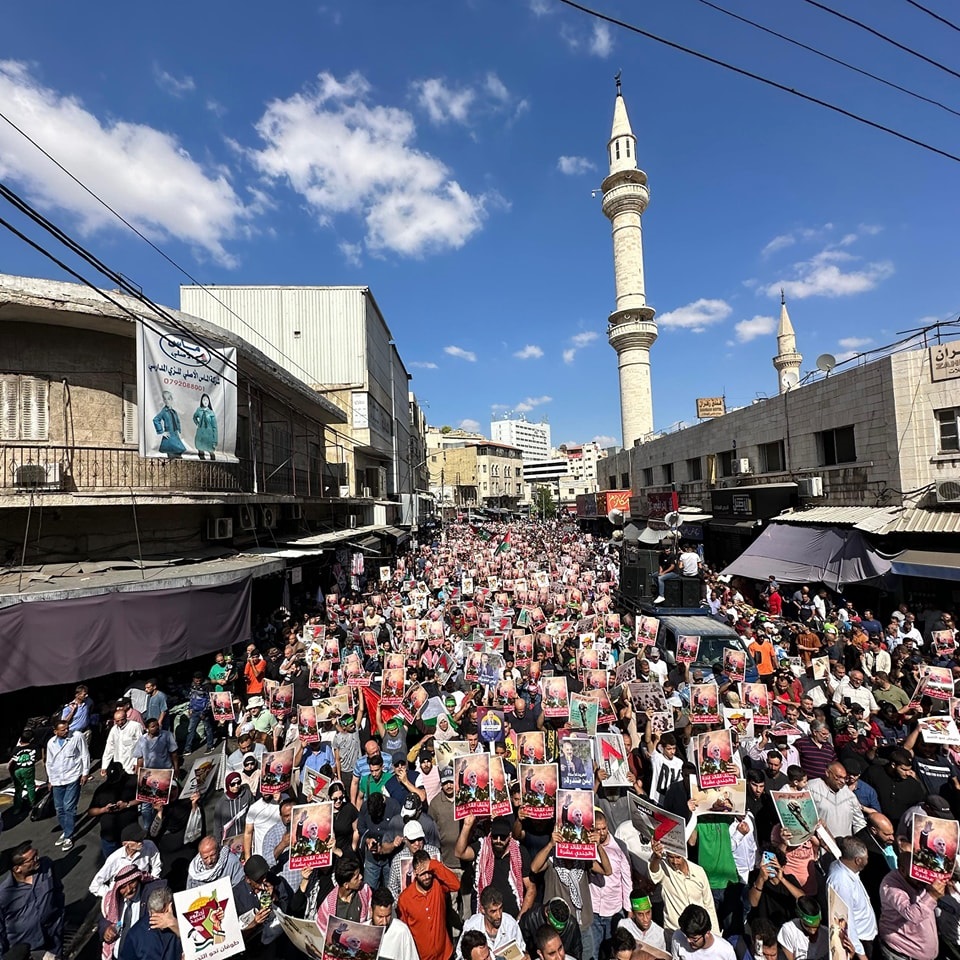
left=826, top=837, right=877, bottom=960
left=678, top=547, right=701, bottom=578
left=243, top=793, right=283, bottom=860
left=807, top=763, right=866, bottom=838
left=373, top=887, right=419, bottom=960
left=669, top=904, right=735, bottom=960
left=46, top=719, right=91, bottom=852
left=457, top=887, right=528, bottom=960
left=833, top=671, right=880, bottom=717
left=89, top=825, right=162, bottom=896
left=101, top=704, right=145, bottom=776
left=644, top=729, right=685, bottom=806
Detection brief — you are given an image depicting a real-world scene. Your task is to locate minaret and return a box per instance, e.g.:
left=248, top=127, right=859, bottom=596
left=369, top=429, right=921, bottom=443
left=603, top=76, right=657, bottom=448
left=773, top=290, right=802, bottom=393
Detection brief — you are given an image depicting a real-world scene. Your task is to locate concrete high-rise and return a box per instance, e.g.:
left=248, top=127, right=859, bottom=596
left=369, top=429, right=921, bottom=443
left=603, top=78, right=657, bottom=448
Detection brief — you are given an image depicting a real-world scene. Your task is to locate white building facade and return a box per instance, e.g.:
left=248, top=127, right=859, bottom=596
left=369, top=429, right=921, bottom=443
left=490, top=417, right=551, bottom=462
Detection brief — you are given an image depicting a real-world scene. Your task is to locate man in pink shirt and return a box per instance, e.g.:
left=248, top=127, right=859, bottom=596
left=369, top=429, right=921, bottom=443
left=588, top=811, right=632, bottom=960
left=878, top=852, right=946, bottom=960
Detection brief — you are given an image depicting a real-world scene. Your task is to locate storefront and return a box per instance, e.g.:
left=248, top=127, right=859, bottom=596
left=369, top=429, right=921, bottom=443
left=706, top=483, right=799, bottom=571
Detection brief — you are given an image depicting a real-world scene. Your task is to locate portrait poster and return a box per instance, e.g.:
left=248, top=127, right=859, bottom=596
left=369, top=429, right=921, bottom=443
left=722, top=648, right=746, bottom=682
left=556, top=789, right=596, bottom=860
left=489, top=755, right=511, bottom=817
left=302, top=767, right=332, bottom=802
left=276, top=910, right=327, bottom=958
left=582, top=668, right=609, bottom=691
left=453, top=754, right=491, bottom=820
left=636, top=615, right=660, bottom=646
left=811, top=656, right=830, bottom=681
left=324, top=635, right=341, bottom=664
left=909, top=812, right=959, bottom=885
left=827, top=887, right=851, bottom=960
left=771, top=789, right=819, bottom=846
left=604, top=613, right=621, bottom=640
left=136, top=318, right=238, bottom=462
left=569, top=694, right=599, bottom=735
left=578, top=646, right=600, bottom=674
left=136, top=767, right=173, bottom=805
left=519, top=762, right=558, bottom=819
left=309, top=659, right=333, bottom=691
left=595, top=732, right=631, bottom=787
left=625, top=791, right=686, bottom=858
left=266, top=681, right=294, bottom=719
left=517, top=731, right=546, bottom=764
left=630, top=682, right=667, bottom=714
left=917, top=715, right=960, bottom=745
left=260, top=747, right=295, bottom=797
left=688, top=775, right=746, bottom=817
left=288, top=802, right=334, bottom=870
left=342, top=653, right=367, bottom=688
left=587, top=687, right=617, bottom=726
left=209, top=692, right=235, bottom=724
left=361, top=631, right=379, bottom=658
left=321, top=915, right=384, bottom=960
left=492, top=677, right=518, bottom=711
left=174, top=878, right=244, bottom=960
left=694, top=729, right=736, bottom=789
left=379, top=565, right=392, bottom=583
left=558, top=736, right=594, bottom=790
left=933, top=629, right=956, bottom=657
left=690, top=683, right=720, bottom=724
left=514, top=635, right=534, bottom=666
left=398, top=682, right=428, bottom=723
left=741, top=682, right=772, bottom=726
left=722, top=707, right=755, bottom=740
left=542, top=677, right=570, bottom=718
left=476, top=707, right=506, bottom=744
left=921, top=665, right=955, bottom=701
left=298, top=705, right=320, bottom=744
left=314, top=691, right=351, bottom=722
left=183, top=755, right=221, bottom=797
left=381, top=668, right=406, bottom=706
left=677, top=635, right=701, bottom=664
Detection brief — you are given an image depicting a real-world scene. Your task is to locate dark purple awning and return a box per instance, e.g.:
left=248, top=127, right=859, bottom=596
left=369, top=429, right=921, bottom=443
left=0, top=577, right=251, bottom=693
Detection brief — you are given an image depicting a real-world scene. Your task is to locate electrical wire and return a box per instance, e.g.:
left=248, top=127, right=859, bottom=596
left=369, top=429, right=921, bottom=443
left=799, top=0, right=960, bottom=82
left=554, top=0, right=960, bottom=164
left=902, top=0, right=960, bottom=34
left=690, top=0, right=960, bottom=119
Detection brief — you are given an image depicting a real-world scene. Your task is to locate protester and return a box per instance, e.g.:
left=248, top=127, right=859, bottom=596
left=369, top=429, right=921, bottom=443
left=0, top=841, right=65, bottom=957
left=46, top=718, right=92, bottom=852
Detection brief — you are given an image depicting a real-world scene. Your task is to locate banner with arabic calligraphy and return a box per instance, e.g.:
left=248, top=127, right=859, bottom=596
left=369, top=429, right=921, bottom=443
left=136, top=318, right=238, bottom=462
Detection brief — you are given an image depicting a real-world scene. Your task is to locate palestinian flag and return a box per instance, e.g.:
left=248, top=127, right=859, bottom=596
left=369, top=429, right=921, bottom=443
left=494, top=530, right=513, bottom=556
left=471, top=524, right=493, bottom=542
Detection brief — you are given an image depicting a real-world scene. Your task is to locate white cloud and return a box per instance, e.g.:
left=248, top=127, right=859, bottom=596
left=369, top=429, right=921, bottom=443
left=459, top=418, right=481, bottom=431
left=658, top=298, right=733, bottom=332
left=0, top=61, right=249, bottom=266
left=153, top=65, right=195, bottom=97
left=563, top=329, right=599, bottom=364
left=734, top=315, right=776, bottom=343
left=557, top=155, right=596, bottom=176
left=249, top=72, right=492, bottom=258
left=589, top=22, right=614, bottom=57
left=412, top=78, right=476, bottom=126
left=838, top=336, right=872, bottom=349
left=528, top=0, right=552, bottom=14
left=764, top=248, right=894, bottom=300
left=761, top=234, right=795, bottom=257
left=445, top=345, right=477, bottom=362
left=592, top=434, right=617, bottom=447
left=563, top=348, right=576, bottom=364
left=410, top=360, right=438, bottom=369
left=491, top=403, right=511, bottom=413
left=514, top=395, right=552, bottom=413
left=514, top=344, right=544, bottom=359
left=484, top=73, right=511, bottom=105
left=338, top=240, right=363, bottom=266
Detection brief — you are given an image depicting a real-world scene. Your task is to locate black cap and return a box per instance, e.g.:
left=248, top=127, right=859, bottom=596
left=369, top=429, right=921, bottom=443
left=244, top=855, right=270, bottom=881
left=121, top=824, right=145, bottom=842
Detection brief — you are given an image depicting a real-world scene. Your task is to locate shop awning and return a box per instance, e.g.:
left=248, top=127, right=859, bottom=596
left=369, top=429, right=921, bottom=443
left=708, top=519, right=761, bottom=533
left=889, top=549, right=960, bottom=582
left=771, top=506, right=902, bottom=535
left=720, top=523, right=891, bottom=588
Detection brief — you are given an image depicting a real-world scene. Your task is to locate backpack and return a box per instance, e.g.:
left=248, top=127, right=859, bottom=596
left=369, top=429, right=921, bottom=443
left=189, top=689, right=210, bottom=714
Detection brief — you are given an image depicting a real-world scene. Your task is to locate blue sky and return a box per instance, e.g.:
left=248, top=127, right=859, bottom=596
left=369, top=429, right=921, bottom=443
left=1, top=1, right=958, bottom=449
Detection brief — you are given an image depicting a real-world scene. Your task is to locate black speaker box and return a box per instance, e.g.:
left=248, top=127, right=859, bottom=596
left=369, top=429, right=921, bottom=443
left=663, top=577, right=703, bottom=606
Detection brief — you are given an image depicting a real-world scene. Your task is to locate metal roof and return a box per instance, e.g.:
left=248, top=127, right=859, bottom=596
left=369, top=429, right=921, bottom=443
left=656, top=615, right=740, bottom=638
left=771, top=506, right=902, bottom=534
left=883, top=507, right=960, bottom=535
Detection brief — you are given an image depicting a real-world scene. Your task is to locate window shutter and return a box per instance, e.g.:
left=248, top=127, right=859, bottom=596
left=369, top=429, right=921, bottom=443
left=19, top=377, right=49, bottom=441
left=0, top=377, right=19, bottom=440
left=122, top=383, right=138, bottom=444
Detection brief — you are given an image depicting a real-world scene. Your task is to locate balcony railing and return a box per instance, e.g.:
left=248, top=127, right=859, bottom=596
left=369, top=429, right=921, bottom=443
left=0, top=444, right=333, bottom=499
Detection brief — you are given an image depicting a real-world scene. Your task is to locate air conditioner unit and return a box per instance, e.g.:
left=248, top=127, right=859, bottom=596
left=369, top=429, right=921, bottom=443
left=732, top=458, right=753, bottom=475
left=238, top=504, right=256, bottom=531
left=348, top=514, right=358, bottom=529
left=935, top=479, right=960, bottom=504
left=287, top=504, right=303, bottom=520
left=260, top=506, right=278, bottom=529
left=14, top=462, right=62, bottom=489
left=206, top=517, right=234, bottom=541
left=797, top=476, right=824, bottom=498
left=338, top=485, right=350, bottom=499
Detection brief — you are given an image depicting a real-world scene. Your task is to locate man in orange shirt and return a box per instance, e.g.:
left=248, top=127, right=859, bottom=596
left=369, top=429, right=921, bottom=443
left=243, top=649, right=267, bottom=696
left=397, top=849, right=460, bottom=960
left=747, top=627, right=777, bottom=687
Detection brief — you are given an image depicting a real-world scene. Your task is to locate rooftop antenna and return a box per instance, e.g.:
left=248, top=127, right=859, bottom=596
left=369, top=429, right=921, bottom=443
left=614, top=70, right=622, bottom=95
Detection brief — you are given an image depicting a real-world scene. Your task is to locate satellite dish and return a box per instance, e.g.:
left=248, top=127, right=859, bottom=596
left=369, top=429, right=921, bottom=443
left=816, top=353, right=837, bottom=374
left=607, top=508, right=624, bottom=526
left=663, top=510, right=681, bottom=530
left=780, top=369, right=800, bottom=391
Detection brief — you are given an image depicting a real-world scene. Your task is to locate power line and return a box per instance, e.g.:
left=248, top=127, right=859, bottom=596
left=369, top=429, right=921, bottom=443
left=902, top=0, right=960, bottom=34
left=554, top=0, right=960, bottom=164
left=799, top=0, right=960, bottom=82
left=691, top=0, right=960, bottom=119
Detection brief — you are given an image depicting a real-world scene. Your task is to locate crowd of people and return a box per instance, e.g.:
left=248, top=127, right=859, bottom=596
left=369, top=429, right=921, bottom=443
left=0, top=520, right=958, bottom=960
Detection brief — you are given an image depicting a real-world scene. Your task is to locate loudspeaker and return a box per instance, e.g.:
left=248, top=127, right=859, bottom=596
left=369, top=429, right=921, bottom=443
left=663, top=577, right=703, bottom=607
